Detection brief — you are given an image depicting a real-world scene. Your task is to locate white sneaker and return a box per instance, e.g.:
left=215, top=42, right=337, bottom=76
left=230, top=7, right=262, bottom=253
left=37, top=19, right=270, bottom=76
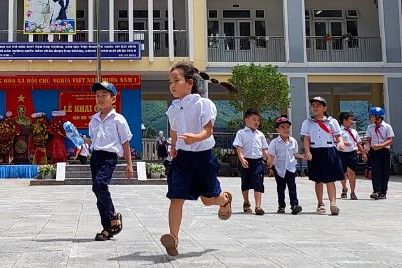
left=316, top=203, right=326, bottom=214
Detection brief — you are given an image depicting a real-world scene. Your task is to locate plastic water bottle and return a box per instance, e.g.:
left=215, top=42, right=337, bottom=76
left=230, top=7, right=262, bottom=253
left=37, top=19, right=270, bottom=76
left=63, top=121, right=84, bottom=147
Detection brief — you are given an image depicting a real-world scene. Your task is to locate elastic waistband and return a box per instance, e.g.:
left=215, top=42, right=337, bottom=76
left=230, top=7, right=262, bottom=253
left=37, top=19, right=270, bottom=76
left=92, top=150, right=117, bottom=157
left=244, top=158, right=262, bottom=162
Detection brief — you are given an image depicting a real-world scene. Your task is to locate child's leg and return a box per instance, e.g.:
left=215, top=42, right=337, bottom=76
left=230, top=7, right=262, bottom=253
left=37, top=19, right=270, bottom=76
left=346, top=167, right=356, bottom=194
left=201, top=191, right=232, bottom=220
left=315, top=182, right=324, bottom=204
left=242, top=190, right=250, bottom=204
left=286, top=172, right=299, bottom=207
left=254, top=191, right=262, bottom=208
left=326, top=182, right=337, bottom=205
left=168, top=199, right=185, bottom=239
left=274, top=173, right=286, bottom=208
left=340, top=178, right=347, bottom=190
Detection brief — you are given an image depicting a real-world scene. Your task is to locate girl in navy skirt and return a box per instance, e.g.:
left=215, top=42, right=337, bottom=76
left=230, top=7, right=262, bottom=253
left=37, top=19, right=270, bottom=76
left=160, top=62, right=233, bottom=256
left=300, top=96, right=345, bottom=215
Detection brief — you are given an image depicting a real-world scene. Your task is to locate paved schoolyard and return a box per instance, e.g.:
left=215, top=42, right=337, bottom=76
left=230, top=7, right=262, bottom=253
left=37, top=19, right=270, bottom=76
left=0, top=176, right=402, bottom=268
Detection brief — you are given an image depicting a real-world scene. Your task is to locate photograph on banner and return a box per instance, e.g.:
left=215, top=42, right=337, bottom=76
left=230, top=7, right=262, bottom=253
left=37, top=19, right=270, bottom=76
left=24, top=0, right=76, bottom=34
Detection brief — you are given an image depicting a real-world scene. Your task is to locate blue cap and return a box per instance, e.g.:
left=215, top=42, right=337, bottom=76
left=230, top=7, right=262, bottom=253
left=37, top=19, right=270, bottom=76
left=91, top=81, right=117, bottom=96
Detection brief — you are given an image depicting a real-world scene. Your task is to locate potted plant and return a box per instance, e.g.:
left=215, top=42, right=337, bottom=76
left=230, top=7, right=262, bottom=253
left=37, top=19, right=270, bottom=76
left=37, top=164, right=56, bottom=180
left=146, top=163, right=166, bottom=179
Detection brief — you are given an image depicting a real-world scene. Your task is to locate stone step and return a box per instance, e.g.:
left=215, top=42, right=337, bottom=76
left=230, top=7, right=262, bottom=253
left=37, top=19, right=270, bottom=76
left=30, top=178, right=167, bottom=186
left=66, top=164, right=137, bottom=172
left=65, top=171, right=138, bottom=178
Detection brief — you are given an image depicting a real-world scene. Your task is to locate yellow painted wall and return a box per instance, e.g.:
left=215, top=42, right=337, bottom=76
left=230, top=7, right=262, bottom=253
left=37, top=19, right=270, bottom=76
left=308, top=75, right=384, bottom=83
left=192, top=0, right=208, bottom=70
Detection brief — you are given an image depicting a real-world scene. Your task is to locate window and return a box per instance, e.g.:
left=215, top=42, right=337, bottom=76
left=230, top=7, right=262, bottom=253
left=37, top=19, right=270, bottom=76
left=77, top=10, right=85, bottom=19
left=313, top=10, right=343, bottom=18
left=208, top=21, right=219, bottom=48
left=346, top=10, right=359, bottom=19
left=255, top=21, right=266, bottom=48
left=346, top=20, right=359, bottom=48
left=222, top=10, right=250, bottom=18
left=305, top=20, right=311, bottom=48
left=119, top=10, right=128, bottom=19
left=305, top=10, right=310, bottom=19
left=209, top=10, right=218, bottom=19
left=256, top=10, right=265, bottom=18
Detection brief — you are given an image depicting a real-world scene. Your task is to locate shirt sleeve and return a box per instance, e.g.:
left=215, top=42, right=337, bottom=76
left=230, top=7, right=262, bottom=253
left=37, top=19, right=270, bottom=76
left=386, top=124, right=395, bottom=138
left=117, top=116, right=133, bottom=144
left=268, top=139, right=276, bottom=155
left=200, top=99, right=217, bottom=127
left=330, top=118, right=341, bottom=135
left=366, top=125, right=372, bottom=137
left=300, top=120, right=310, bottom=136
left=293, top=137, right=299, bottom=154
left=166, top=105, right=178, bottom=131
left=232, top=130, right=243, bottom=147
left=261, top=134, right=268, bottom=149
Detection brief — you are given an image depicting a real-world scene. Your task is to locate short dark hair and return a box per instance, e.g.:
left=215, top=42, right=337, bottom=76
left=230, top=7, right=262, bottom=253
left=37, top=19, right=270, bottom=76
left=244, top=108, right=260, bottom=119
left=339, top=112, right=353, bottom=123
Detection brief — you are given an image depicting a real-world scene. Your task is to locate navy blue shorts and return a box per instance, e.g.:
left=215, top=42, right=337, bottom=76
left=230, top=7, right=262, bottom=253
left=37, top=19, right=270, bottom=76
left=337, top=150, right=358, bottom=173
left=239, top=158, right=264, bottom=193
left=166, top=149, right=222, bottom=200
left=308, top=147, right=344, bottom=183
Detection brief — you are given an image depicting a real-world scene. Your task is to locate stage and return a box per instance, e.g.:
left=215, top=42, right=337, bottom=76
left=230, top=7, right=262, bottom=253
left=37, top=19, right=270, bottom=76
left=0, top=165, right=39, bottom=178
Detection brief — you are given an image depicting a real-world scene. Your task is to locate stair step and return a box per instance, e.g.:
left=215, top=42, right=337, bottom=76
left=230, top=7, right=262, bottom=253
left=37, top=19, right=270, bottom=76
left=64, top=178, right=167, bottom=185
left=65, top=171, right=138, bottom=178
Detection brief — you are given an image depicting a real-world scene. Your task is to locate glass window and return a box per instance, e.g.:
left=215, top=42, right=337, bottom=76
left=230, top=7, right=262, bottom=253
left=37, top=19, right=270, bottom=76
left=305, top=10, right=310, bottom=18
left=153, top=10, right=161, bottom=18
left=133, top=10, right=148, bottom=18
left=223, top=10, right=250, bottom=18
left=313, top=10, right=343, bottom=18
left=118, top=21, right=128, bottom=30
left=208, top=21, right=219, bottom=36
left=77, top=10, right=85, bottom=19
left=255, top=21, right=266, bottom=48
left=209, top=10, right=218, bottom=18
left=305, top=20, right=311, bottom=48
left=346, top=10, right=358, bottom=18
left=346, top=20, right=359, bottom=48
left=256, top=10, right=265, bottom=18
left=119, top=10, right=128, bottom=19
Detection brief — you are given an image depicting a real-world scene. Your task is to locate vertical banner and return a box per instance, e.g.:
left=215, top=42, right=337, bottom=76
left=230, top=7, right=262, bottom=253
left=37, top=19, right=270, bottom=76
left=24, top=0, right=76, bottom=34
left=6, top=87, right=35, bottom=126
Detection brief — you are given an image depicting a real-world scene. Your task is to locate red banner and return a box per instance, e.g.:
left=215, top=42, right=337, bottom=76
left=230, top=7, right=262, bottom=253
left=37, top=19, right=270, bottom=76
left=0, top=75, right=141, bottom=90
left=59, top=92, right=121, bottom=129
left=5, top=86, right=35, bottom=126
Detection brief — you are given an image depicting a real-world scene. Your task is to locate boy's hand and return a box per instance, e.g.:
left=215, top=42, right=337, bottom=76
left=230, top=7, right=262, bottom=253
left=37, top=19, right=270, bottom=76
left=125, top=165, right=134, bottom=179
left=305, top=152, right=312, bottom=161
left=344, top=141, right=352, bottom=147
left=372, top=144, right=382, bottom=150
left=170, top=147, right=177, bottom=159
left=240, top=158, right=249, bottom=168
left=337, top=142, right=346, bottom=151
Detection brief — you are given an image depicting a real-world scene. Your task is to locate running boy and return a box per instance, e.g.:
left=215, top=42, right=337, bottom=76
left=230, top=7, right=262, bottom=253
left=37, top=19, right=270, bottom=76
left=364, top=107, right=394, bottom=200
left=161, top=62, right=232, bottom=256
left=268, top=117, right=304, bottom=214
left=337, top=112, right=365, bottom=200
left=83, top=81, right=133, bottom=241
left=233, top=108, right=270, bottom=216
left=301, top=96, right=345, bottom=215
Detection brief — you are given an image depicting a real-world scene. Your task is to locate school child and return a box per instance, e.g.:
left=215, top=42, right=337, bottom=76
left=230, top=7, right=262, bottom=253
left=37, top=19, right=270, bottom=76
left=268, top=117, right=304, bottom=214
left=233, top=108, right=270, bottom=216
left=364, top=107, right=394, bottom=200
left=83, top=81, right=133, bottom=241
left=161, top=62, right=232, bottom=256
left=73, top=137, right=90, bottom=165
left=301, top=96, right=345, bottom=215
left=337, top=112, right=365, bottom=200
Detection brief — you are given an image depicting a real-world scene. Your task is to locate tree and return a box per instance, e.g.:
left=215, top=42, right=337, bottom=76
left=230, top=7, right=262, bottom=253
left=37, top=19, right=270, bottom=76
left=227, top=64, right=291, bottom=132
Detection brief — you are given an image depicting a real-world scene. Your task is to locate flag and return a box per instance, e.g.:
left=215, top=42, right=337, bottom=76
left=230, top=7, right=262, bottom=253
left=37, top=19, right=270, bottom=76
left=6, top=86, right=35, bottom=125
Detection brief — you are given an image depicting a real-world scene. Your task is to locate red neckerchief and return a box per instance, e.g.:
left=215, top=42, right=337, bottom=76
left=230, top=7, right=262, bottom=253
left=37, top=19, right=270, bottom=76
left=313, top=119, right=332, bottom=134
left=374, top=124, right=386, bottom=142
left=344, top=128, right=358, bottom=144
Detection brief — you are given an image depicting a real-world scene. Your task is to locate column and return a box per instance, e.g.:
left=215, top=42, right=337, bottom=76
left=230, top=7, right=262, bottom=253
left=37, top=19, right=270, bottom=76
left=128, top=0, right=133, bottom=42
left=284, top=0, right=306, bottom=63
left=379, top=0, right=402, bottom=63
left=88, top=0, right=94, bottom=42
left=385, top=76, right=402, bottom=152
left=109, top=0, right=114, bottom=42
left=8, top=0, right=14, bottom=42
left=187, top=0, right=194, bottom=61
left=148, top=0, right=154, bottom=61
left=167, top=0, right=174, bottom=61
left=289, top=75, right=309, bottom=145
left=371, top=84, right=383, bottom=107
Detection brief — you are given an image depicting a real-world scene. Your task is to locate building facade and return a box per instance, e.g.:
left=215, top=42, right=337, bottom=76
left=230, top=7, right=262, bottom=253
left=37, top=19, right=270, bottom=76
left=0, top=0, right=401, bottom=154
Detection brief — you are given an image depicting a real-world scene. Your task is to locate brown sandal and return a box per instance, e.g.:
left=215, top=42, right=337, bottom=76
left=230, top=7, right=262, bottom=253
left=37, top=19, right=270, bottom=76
left=110, top=213, right=123, bottom=236
left=95, top=229, right=112, bottom=241
left=160, top=234, right=179, bottom=256
left=218, top=191, right=232, bottom=220
left=243, top=202, right=252, bottom=213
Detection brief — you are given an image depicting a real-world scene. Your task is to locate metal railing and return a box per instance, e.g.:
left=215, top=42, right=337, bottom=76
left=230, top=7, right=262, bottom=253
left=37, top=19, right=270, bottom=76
left=306, top=36, right=382, bottom=62
left=207, top=36, right=286, bottom=62
left=0, top=29, right=189, bottom=57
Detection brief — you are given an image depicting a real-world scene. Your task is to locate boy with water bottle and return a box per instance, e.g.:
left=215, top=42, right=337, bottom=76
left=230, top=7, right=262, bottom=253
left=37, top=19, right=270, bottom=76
left=82, top=81, right=133, bottom=241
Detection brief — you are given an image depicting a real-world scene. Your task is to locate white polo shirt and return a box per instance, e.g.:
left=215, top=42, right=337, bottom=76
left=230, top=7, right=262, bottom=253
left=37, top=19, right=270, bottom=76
left=232, top=127, right=268, bottom=159
left=166, top=94, right=216, bottom=152
left=339, top=126, right=361, bottom=152
left=300, top=116, right=341, bottom=148
left=89, top=109, right=133, bottom=157
left=268, top=136, right=298, bottom=178
left=366, top=121, right=394, bottom=149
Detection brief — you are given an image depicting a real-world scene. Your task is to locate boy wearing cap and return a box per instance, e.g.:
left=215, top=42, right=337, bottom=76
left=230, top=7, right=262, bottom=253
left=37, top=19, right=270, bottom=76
left=233, top=108, right=270, bottom=215
left=364, top=107, right=394, bottom=200
left=83, top=81, right=133, bottom=241
left=301, top=96, right=345, bottom=215
left=268, top=117, right=304, bottom=214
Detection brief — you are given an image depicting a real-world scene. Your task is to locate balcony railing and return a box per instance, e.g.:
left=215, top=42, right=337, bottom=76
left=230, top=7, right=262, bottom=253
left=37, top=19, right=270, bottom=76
left=207, top=36, right=286, bottom=62
left=0, top=29, right=188, bottom=57
left=306, top=36, right=382, bottom=62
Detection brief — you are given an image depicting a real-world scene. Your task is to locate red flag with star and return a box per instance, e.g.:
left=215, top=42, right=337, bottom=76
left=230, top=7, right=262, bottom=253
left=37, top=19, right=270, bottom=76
left=6, top=86, right=35, bottom=124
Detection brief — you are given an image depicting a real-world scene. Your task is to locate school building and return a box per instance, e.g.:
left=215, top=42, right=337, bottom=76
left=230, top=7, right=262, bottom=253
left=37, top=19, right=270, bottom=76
left=0, top=0, right=401, bottom=158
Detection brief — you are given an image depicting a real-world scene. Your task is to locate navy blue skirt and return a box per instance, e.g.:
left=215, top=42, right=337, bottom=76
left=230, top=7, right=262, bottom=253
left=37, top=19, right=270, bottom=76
left=308, top=147, right=344, bottom=183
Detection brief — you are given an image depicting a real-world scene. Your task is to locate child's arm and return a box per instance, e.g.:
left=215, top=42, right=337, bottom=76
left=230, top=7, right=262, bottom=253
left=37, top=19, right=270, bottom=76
left=262, top=148, right=270, bottom=165
left=303, top=135, right=312, bottom=161
left=169, top=129, right=178, bottom=159
left=83, top=135, right=92, bottom=145
left=334, top=134, right=345, bottom=150
left=178, top=120, right=213, bottom=145
left=73, top=146, right=81, bottom=159
left=236, top=146, right=249, bottom=168
left=122, top=141, right=133, bottom=179
left=372, top=137, right=394, bottom=150
left=294, top=153, right=305, bottom=159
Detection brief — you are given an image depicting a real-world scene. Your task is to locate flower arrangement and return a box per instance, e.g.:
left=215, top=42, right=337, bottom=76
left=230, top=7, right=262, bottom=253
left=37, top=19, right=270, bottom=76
left=32, top=117, right=49, bottom=147
left=48, top=117, right=66, bottom=137
left=25, top=20, right=75, bottom=34
left=130, top=148, right=142, bottom=160
left=146, top=163, right=166, bottom=174
left=37, top=164, right=56, bottom=179
left=0, top=117, right=20, bottom=155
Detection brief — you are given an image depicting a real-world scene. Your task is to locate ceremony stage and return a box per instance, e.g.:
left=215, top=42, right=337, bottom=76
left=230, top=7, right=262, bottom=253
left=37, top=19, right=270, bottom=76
left=0, top=165, right=39, bottom=178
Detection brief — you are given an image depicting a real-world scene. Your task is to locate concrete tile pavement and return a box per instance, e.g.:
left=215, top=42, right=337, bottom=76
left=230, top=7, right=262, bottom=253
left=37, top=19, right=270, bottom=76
left=0, top=176, right=402, bottom=268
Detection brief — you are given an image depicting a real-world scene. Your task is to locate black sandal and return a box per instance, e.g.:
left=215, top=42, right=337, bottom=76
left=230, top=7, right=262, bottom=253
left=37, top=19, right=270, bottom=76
left=95, top=229, right=112, bottom=241
left=110, top=213, right=123, bottom=236
left=243, top=202, right=252, bottom=213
